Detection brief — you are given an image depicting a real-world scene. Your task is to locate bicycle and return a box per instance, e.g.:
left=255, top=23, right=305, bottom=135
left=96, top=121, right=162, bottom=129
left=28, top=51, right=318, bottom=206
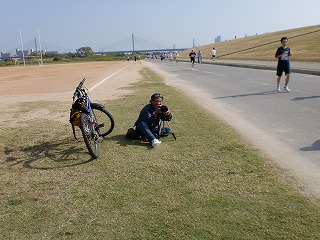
left=69, top=78, right=115, bottom=158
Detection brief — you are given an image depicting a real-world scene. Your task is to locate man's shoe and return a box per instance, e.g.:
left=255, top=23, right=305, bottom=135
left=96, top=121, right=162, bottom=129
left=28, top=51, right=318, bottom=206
left=151, top=139, right=161, bottom=148
left=284, top=86, right=291, bottom=92
left=276, top=85, right=281, bottom=91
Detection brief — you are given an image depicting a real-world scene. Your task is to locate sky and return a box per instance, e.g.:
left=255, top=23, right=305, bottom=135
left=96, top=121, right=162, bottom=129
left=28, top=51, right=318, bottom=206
left=1, top=0, right=319, bottom=53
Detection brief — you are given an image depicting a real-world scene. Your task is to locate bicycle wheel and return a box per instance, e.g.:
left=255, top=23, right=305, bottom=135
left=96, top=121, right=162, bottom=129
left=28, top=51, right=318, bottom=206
left=91, top=106, right=115, bottom=137
left=79, top=113, right=99, bottom=159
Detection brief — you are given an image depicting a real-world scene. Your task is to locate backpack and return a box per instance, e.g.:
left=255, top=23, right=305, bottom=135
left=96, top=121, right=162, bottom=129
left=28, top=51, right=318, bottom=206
left=69, top=98, right=88, bottom=141
left=126, top=127, right=143, bottom=140
left=69, top=98, right=87, bottom=126
left=70, top=111, right=81, bottom=126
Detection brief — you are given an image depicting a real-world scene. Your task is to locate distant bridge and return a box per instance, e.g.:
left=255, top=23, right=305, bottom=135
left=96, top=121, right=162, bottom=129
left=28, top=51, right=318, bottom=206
left=95, top=34, right=189, bottom=54
left=94, top=48, right=188, bottom=55
left=1, top=34, right=191, bottom=59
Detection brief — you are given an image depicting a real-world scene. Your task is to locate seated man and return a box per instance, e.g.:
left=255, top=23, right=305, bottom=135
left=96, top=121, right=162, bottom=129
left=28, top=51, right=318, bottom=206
left=135, top=93, right=172, bottom=148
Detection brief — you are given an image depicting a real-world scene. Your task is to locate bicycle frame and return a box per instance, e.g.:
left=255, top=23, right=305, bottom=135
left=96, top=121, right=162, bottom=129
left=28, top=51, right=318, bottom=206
left=70, top=78, right=115, bottom=158
left=70, top=78, right=100, bottom=158
left=72, top=79, right=97, bottom=129
left=83, top=96, right=99, bottom=138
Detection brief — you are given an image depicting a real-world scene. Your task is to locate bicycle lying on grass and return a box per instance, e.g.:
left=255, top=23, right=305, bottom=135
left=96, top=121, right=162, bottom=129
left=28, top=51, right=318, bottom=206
left=69, top=78, right=114, bottom=158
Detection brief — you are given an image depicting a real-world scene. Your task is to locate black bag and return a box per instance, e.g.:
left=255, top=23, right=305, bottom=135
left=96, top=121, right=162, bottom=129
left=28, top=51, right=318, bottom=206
left=126, top=127, right=142, bottom=140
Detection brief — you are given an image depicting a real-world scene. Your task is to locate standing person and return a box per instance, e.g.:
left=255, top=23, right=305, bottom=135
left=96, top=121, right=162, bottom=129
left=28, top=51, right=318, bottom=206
left=174, top=52, right=179, bottom=64
left=134, top=93, right=172, bottom=148
left=275, top=37, right=293, bottom=92
left=197, top=50, right=202, bottom=63
left=211, top=47, right=216, bottom=61
left=189, top=49, right=196, bottom=69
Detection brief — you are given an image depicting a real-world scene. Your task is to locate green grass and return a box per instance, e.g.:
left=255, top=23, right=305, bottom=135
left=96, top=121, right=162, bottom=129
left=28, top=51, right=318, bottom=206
left=179, top=24, right=320, bottom=62
left=1, top=68, right=320, bottom=239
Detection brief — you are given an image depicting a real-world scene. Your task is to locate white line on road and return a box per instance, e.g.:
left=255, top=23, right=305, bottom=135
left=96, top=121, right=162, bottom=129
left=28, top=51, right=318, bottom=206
left=178, top=64, right=226, bottom=77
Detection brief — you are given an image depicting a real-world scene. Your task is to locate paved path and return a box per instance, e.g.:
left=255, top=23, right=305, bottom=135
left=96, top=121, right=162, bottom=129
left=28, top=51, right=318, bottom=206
left=144, top=59, right=320, bottom=197
left=181, top=59, right=320, bottom=76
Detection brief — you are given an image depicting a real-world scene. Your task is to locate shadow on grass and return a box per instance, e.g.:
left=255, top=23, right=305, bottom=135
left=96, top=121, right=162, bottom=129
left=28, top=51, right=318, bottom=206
left=108, top=134, right=150, bottom=148
left=4, top=139, right=95, bottom=170
left=108, top=134, right=176, bottom=148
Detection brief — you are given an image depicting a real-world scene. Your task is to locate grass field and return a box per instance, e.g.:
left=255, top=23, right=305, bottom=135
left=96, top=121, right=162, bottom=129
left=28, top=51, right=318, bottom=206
left=1, top=67, right=320, bottom=239
left=179, top=24, right=320, bottom=62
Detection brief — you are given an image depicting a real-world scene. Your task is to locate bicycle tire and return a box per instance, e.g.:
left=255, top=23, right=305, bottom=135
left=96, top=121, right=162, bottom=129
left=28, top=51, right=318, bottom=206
left=79, top=113, right=99, bottom=159
left=91, top=105, right=115, bottom=137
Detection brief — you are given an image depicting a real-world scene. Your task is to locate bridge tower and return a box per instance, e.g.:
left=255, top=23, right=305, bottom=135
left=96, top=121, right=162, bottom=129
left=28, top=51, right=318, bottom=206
left=132, top=34, right=135, bottom=53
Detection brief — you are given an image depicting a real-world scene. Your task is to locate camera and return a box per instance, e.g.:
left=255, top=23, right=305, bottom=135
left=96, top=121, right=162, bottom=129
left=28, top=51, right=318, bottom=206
left=160, top=105, right=168, bottom=112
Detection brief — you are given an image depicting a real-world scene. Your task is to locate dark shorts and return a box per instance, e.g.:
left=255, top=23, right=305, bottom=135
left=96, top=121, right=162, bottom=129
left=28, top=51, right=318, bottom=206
left=190, top=57, right=195, bottom=62
left=277, top=60, right=290, bottom=76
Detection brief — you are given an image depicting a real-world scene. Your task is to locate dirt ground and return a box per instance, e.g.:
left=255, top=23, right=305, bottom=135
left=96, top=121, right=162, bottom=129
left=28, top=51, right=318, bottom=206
left=0, top=61, right=144, bottom=103
left=1, top=61, right=144, bottom=128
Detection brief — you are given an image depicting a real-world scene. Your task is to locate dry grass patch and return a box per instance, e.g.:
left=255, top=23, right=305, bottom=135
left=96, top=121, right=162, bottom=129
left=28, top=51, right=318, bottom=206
left=179, top=24, right=320, bottom=62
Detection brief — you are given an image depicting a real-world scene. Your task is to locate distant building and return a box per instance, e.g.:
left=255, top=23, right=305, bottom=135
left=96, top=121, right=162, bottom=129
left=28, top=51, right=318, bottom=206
left=45, top=50, right=59, bottom=55
left=16, top=48, right=32, bottom=57
left=1, top=52, right=11, bottom=59
left=215, top=36, right=221, bottom=43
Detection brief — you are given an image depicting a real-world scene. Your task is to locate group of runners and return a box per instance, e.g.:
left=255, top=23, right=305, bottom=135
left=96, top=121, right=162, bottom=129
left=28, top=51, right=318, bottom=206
left=188, top=37, right=292, bottom=91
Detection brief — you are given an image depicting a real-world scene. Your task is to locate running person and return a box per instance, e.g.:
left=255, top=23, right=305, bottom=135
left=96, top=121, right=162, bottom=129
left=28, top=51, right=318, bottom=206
left=189, top=49, right=196, bottom=69
left=211, top=47, right=216, bottom=61
left=275, top=37, right=293, bottom=92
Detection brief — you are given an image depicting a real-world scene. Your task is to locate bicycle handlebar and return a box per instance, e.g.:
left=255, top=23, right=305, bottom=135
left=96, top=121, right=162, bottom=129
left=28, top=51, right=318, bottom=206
left=73, top=78, right=86, bottom=100
left=77, top=78, right=86, bottom=90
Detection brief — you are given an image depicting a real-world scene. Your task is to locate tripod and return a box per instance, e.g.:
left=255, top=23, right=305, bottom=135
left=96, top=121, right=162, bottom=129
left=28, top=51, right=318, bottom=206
left=158, top=119, right=176, bottom=140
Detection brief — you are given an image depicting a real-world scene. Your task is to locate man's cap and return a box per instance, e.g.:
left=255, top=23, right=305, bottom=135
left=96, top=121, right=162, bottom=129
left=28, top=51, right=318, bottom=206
left=151, top=93, right=163, bottom=100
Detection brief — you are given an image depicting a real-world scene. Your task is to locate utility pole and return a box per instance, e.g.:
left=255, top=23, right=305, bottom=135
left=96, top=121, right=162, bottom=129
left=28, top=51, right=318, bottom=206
left=19, top=29, right=25, bottom=66
left=34, top=38, right=37, bottom=52
left=38, top=28, right=43, bottom=65
left=132, top=34, right=135, bottom=53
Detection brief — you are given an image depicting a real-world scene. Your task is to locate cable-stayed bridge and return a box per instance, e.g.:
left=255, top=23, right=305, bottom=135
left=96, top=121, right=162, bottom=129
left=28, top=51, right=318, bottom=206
left=95, top=34, right=188, bottom=54
left=1, top=34, right=188, bottom=60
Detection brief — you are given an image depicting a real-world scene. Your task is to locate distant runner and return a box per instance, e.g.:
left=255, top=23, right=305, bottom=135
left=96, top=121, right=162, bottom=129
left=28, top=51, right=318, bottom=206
left=189, top=49, right=196, bottom=70
left=275, top=37, right=293, bottom=92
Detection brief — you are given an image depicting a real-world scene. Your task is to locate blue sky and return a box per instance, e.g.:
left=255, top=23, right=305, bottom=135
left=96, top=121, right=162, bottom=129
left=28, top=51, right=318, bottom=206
left=1, top=0, right=319, bottom=53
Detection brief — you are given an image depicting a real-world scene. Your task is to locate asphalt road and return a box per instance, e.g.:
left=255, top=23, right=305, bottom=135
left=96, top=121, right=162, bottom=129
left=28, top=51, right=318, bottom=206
left=145, top=59, right=320, bottom=196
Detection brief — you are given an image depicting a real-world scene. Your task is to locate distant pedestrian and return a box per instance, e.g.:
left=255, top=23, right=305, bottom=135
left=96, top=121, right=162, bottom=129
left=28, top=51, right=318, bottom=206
left=174, top=52, right=179, bottom=64
left=275, top=37, right=293, bottom=92
left=197, top=50, right=202, bottom=63
left=211, top=47, right=216, bottom=61
left=189, top=49, right=196, bottom=69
